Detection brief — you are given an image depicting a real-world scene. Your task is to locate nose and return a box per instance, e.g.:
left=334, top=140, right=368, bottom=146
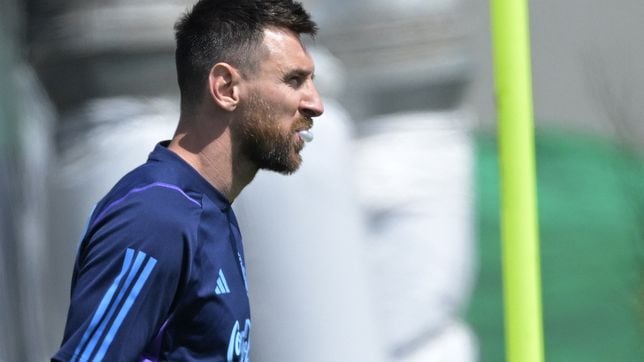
left=299, top=81, right=324, bottom=118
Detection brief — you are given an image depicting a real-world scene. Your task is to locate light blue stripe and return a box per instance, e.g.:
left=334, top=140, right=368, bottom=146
left=216, top=278, right=225, bottom=294
left=71, top=248, right=135, bottom=362
left=79, top=250, right=146, bottom=361
left=220, top=270, right=230, bottom=293
left=93, top=256, right=157, bottom=361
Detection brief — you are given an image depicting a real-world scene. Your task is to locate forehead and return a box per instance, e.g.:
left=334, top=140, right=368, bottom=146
left=257, top=27, right=315, bottom=75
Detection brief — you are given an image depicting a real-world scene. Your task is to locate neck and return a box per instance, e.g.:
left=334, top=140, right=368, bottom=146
left=168, top=113, right=258, bottom=203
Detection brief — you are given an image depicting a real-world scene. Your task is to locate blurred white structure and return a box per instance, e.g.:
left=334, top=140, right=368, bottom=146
left=354, top=111, right=477, bottom=361
left=1, top=3, right=61, bottom=360
left=314, top=0, right=479, bottom=360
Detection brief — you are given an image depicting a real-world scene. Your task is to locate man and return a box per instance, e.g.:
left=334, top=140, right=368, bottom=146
left=52, top=0, right=323, bottom=360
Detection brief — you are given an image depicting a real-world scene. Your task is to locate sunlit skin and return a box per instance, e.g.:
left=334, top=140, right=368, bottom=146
left=169, top=27, right=324, bottom=202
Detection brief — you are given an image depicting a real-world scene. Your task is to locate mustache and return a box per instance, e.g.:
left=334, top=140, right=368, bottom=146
left=293, top=115, right=313, bottom=130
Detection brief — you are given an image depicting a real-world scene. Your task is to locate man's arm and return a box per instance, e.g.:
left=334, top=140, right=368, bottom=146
left=52, top=187, right=197, bottom=361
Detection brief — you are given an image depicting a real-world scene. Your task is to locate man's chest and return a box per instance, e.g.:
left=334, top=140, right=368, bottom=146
left=164, top=234, right=251, bottom=361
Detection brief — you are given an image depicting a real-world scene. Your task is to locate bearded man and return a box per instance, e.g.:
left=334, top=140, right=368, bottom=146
left=52, top=0, right=323, bottom=360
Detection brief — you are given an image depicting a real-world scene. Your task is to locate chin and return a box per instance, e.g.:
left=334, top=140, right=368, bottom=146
left=263, top=154, right=302, bottom=175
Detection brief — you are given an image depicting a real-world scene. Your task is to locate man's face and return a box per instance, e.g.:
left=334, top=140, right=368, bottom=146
left=234, top=27, right=324, bottom=174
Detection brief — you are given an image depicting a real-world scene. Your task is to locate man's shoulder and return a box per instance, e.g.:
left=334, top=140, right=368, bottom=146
left=93, top=164, right=205, bottom=228
left=80, top=169, right=206, bottom=262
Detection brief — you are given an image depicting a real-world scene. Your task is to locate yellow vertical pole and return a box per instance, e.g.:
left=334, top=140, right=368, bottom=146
left=490, top=0, right=544, bottom=361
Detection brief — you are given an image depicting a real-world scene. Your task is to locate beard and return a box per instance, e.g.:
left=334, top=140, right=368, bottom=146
left=233, top=93, right=312, bottom=174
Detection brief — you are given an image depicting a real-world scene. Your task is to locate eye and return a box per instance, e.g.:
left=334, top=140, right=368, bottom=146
left=286, top=75, right=305, bottom=88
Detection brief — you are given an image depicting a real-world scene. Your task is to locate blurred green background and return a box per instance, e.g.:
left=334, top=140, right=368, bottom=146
left=469, top=128, right=644, bottom=361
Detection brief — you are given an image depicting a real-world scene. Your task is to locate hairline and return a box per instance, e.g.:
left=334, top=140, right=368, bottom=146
left=238, top=26, right=311, bottom=79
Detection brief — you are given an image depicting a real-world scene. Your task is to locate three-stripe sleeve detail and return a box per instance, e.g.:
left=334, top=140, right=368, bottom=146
left=71, top=248, right=158, bottom=361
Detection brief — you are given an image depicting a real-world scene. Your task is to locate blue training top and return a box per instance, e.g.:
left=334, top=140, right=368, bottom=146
left=53, top=142, right=251, bottom=362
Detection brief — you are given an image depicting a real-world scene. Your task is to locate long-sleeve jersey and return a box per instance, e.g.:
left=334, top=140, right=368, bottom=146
left=53, top=142, right=251, bottom=362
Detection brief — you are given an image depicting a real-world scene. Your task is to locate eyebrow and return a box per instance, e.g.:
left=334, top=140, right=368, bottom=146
left=283, top=69, right=315, bottom=80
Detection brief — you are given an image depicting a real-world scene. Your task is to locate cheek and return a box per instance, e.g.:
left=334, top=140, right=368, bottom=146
left=251, top=87, right=300, bottom=129
left=269, top=88, right=300, bottom=116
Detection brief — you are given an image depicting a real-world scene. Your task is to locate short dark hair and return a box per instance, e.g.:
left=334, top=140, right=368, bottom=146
left=174, top=0, right=318, bottom=111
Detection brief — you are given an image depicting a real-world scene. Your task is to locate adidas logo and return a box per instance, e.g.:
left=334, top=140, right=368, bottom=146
left=215, top=269, right=231, bottom=295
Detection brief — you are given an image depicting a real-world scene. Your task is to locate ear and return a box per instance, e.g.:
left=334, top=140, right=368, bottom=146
left=207, top=63, right=241, bottom=111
